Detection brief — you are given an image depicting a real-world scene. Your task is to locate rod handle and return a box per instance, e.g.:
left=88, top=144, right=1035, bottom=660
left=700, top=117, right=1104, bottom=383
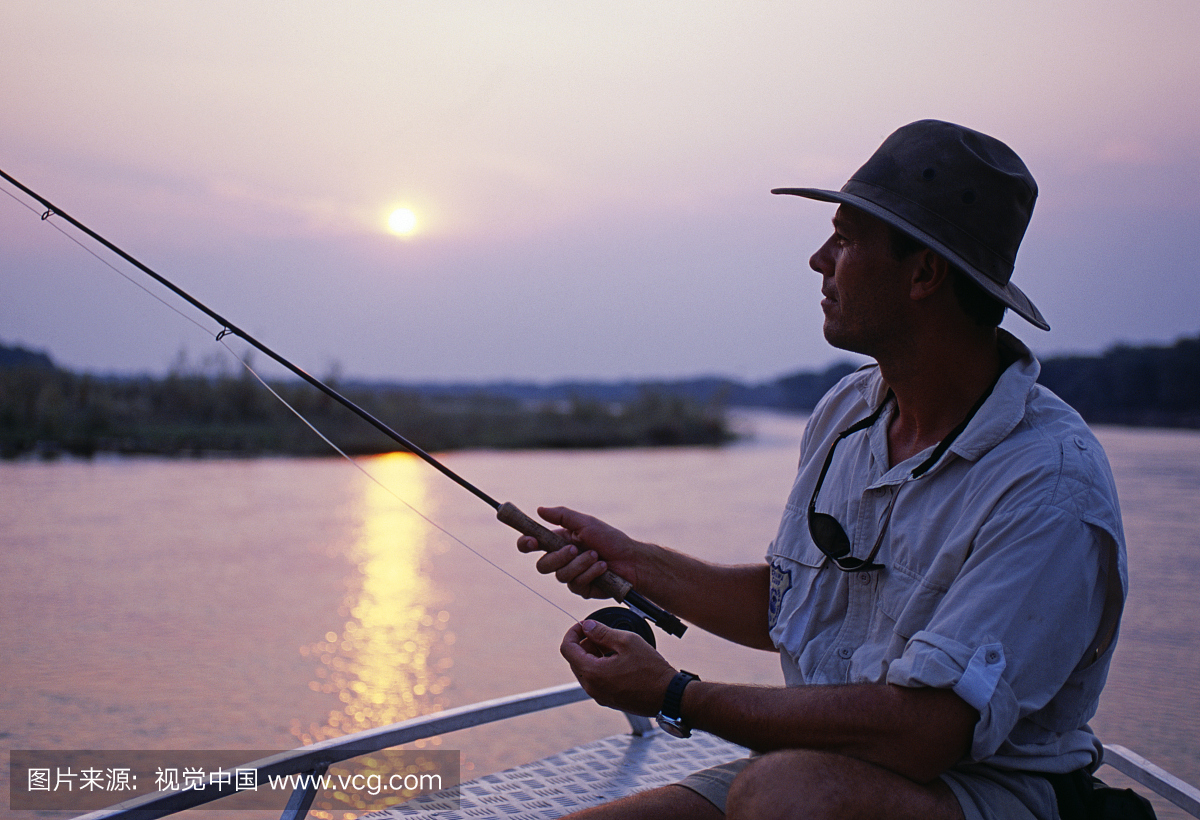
left=497, top=502, right=634, bottom=602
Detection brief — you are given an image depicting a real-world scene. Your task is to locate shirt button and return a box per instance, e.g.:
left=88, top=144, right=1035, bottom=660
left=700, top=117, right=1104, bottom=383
left=986, top=650, right=1002, bottom=664
left=858, top=572, right=872, bottom=584
left=838, top=647, right=853, bottom=659
left=1073, top=435, right=1088, bottom=450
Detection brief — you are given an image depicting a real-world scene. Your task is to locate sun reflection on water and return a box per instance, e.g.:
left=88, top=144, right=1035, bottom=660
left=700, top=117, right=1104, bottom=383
left=294, top=453, right=454, bottom=747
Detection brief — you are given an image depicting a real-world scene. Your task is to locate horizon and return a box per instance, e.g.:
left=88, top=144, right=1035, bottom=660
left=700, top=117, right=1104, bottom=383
left=6, top=329, right=1195, bottom=390
left=3, top=2, right=1198, bottom=384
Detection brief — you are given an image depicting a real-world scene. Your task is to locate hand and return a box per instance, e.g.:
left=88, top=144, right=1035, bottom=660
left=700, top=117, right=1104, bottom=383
left=516, top=506, right=644, bottom=599
left=560, top=619, right=677, bottom=716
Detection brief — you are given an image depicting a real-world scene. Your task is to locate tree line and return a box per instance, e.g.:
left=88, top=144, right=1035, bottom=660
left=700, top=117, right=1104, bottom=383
left=2, top=329, right=1197, bottom=458
left=1036, top=334, right=1200, bottom=428
left=0, top=347, right=732, bottom=458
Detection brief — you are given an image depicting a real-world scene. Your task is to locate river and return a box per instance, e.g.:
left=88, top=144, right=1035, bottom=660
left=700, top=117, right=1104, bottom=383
left=2, top=411, right=1197, bottom=819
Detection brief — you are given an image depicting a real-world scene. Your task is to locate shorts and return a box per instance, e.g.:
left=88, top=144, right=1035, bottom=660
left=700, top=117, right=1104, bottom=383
left=677, top=758, right=753, bottom=814
left=677, top=757, right=1060, bottom=819
left=942, top=763, right=1059, bottom=820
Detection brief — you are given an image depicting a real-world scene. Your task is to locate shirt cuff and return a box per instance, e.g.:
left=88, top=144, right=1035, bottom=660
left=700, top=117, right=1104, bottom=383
left=887, top=630, right=1017, bottom=762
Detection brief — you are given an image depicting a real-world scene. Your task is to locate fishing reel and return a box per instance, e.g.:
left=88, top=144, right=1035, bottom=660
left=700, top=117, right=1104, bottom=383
left=586, top=606, right=657, bottom=648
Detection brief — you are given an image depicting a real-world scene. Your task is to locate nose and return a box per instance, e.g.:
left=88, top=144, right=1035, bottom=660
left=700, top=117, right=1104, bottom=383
left=810, top=234, right=834, bottom=275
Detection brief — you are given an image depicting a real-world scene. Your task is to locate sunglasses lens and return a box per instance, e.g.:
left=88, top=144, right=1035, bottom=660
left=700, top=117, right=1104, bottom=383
left=808, top=511, right=852, bottom=560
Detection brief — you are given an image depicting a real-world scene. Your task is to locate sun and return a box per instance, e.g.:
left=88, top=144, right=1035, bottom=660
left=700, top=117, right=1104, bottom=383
left=387, top=208, right=418, bottom=237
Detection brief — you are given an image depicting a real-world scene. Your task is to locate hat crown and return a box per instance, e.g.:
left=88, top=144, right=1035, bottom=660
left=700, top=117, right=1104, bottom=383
left=845, top=120, right=1037, bottom=288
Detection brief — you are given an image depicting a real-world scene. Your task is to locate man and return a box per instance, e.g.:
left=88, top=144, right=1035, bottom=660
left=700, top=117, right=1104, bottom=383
left=518, top=120, right=1127, bottom=820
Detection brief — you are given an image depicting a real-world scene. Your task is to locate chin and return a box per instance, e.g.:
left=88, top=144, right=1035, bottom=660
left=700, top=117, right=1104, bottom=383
left=822, top=318, right=846, bottom=348
left=822, top=324, right=867, bottom=357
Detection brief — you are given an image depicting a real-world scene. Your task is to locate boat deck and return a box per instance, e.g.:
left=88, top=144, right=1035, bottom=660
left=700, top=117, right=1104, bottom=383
left=365, top=729, right=747, bottom=819
left=364, top=733, right=1200, bottom=820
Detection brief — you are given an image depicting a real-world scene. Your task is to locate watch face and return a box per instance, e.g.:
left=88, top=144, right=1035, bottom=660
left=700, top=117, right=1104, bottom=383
left=656, top=714, right=690, bottom=738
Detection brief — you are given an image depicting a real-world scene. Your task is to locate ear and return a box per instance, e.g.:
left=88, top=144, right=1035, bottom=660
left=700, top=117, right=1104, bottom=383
left=908, top=249, right=953, bottom=302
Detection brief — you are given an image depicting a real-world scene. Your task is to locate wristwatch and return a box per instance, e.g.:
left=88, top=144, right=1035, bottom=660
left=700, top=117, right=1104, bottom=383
left=655, top=670, right=700, bottom=738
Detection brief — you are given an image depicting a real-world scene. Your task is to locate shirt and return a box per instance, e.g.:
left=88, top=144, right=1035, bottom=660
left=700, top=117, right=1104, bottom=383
left=765, top=331, right=1126, bottom=773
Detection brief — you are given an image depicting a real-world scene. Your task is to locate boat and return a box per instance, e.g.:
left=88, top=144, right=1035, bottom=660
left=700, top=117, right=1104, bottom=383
left=62, top=681, right=1200, bottom=819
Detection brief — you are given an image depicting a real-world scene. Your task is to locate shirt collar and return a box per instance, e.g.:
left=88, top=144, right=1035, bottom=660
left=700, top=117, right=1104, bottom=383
left=853, top=330, right=1040, bottom=475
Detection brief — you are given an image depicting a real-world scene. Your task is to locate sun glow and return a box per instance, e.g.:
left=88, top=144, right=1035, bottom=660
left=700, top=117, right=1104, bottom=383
left=387, top=208, right=418, bottom=236
left=297, top=453, right=453, bottom=747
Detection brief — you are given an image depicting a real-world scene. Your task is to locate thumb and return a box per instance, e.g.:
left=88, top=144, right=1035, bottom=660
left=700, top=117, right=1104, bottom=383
left=539, top=506, right=589, bottom=535
left=580, top=618, right=623, bottom=649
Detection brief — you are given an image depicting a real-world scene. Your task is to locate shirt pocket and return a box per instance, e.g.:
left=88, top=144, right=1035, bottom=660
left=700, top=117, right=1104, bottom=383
left=767, top=504, right=834, bottom=647
left=875, top=564, right=948, bottom=641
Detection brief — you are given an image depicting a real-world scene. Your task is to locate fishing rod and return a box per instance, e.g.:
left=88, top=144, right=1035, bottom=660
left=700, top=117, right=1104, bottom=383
left=0, top=167, right=686, bottom=640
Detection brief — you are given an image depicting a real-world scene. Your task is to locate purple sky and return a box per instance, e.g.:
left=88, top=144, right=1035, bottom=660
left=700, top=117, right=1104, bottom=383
left=3, top=1, right=1198, bottom=382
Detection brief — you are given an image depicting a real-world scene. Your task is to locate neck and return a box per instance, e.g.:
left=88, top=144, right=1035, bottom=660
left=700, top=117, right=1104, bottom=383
left=877, top=326, right=1003, bottom=467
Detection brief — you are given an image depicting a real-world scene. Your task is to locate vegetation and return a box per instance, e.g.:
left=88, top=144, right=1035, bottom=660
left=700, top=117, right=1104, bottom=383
left=1037, top=335, right=1200, bottom=428
left=0, top=346, right=732, bottom=458
left=4, top=329, right=1198, bottom=459
left=759, top=334, right=1200, bottom=430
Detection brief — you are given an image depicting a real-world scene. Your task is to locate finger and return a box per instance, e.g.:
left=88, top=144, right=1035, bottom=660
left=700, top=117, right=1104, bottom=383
left=537, top=506, right=593, bottom=535
left=517, top=526, right=574, bottom=554
left=571, top=557, right=609, bottom=587
left=530, top=544, right=580, bottom=575
left=579, top=618, right=626, bottom=652
left=562, top=622, right=612, bottom=662
left=516, top=535, right=541, bottom=554
left=560, top=621, right=596, bottom=666
left=554, top=550, right=601, bottom=585
left=566, top=557, right=609, bottom=597
left=564, top=620, right=587, bottom=644
left=582, top=618, right=657, bottom=655
left=579, top=636, right=604, bottom=655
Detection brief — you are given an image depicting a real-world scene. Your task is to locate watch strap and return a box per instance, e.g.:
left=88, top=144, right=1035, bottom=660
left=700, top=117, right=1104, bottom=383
left=660, top=670, right=700, bottom=721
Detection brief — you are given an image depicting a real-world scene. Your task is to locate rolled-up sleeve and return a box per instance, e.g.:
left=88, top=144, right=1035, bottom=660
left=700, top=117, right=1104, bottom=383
left=886, top=506, right=1108, bottom=762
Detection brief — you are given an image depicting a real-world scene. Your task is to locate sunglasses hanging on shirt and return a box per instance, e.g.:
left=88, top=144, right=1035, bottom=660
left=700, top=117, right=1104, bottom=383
left=807, top=372, right=1002, bottom=572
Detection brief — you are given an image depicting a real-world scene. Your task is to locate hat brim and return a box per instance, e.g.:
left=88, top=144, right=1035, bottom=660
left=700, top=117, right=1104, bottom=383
left=772, top=186, right=1049, bottom=331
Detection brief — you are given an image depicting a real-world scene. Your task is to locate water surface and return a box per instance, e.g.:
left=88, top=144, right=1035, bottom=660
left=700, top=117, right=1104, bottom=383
left=2, top=412, right=1196, bottom=818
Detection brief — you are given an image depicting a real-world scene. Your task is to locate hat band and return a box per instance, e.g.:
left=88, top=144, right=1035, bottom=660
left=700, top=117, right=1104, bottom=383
left=841, top=178, right=1016, bottom=287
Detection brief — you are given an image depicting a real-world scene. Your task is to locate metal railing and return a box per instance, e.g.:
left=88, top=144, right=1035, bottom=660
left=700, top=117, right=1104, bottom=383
left=1102, top=744, right=1200, bottom=818
left=72, top=683, right=596, bottom=820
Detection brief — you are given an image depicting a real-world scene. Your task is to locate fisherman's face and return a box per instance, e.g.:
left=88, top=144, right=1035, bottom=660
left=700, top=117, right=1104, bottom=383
left=808, top=205, right=911, bottom=357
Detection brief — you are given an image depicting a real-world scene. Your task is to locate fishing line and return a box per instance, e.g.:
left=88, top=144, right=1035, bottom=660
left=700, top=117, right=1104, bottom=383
left=221, top=339, right=585, bottom=627
left=4, top=174, right=582, bottom=627
left=1, top=168, right=686, bottom=641
left=2, top=184, right=222, bottom=342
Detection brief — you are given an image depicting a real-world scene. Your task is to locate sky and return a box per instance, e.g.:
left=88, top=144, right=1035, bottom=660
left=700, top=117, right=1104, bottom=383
left=2, top=1, right=1198, bottom=384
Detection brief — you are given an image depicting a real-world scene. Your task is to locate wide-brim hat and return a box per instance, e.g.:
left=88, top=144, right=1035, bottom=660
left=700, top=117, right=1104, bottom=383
left=772, top=120, right=1048, bottom=330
